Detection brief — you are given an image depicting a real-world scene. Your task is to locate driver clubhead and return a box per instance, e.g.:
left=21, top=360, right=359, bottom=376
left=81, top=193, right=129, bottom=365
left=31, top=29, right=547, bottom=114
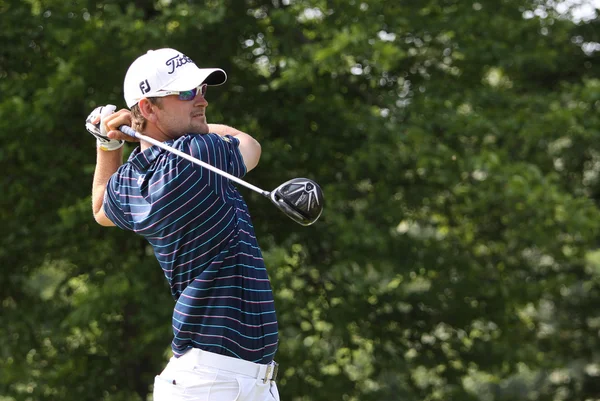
left=269, top=178, right=324, bottom=226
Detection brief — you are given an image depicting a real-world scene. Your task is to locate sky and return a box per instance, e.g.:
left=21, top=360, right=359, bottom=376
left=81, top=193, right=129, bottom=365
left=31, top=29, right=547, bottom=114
left=556, top=0, right=600, bottom=21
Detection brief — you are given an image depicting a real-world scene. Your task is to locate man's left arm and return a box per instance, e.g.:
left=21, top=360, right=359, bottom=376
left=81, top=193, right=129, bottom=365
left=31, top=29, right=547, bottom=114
left=208, top=124, right=261, bottom=172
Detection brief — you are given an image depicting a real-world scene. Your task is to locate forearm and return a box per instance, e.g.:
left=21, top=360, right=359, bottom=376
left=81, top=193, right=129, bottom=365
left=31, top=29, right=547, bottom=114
left=208, top=124, right=245, bottom=137
left=92, top=148, right=123, bottom=225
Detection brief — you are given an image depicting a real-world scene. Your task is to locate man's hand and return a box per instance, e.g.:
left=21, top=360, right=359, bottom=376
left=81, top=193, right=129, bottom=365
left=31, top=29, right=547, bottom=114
left=102, top=108, right=138, bottom=142
left=86, top=105, right=124, bottom=151
left=86, top=105, right=138, bottom=150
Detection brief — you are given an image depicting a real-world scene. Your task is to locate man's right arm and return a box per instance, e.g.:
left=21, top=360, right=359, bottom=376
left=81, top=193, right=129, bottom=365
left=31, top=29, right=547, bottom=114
left=87, top=107, right=133, bottom=226
left=207, top=124, right=261, bottom=172
left=92, top=148, right=123, bottom=226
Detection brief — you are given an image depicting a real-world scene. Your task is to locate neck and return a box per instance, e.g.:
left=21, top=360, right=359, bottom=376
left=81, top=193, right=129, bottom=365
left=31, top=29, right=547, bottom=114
left=139, top=124, right=173, bottom=152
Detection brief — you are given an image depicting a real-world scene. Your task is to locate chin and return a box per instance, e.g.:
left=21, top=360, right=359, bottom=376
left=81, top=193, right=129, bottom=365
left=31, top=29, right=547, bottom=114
left=188, top=123, right=209, bottom=135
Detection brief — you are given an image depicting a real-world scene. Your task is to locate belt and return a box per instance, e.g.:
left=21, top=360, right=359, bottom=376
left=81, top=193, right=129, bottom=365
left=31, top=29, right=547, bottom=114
left=178, top=348, right=279, bottom=382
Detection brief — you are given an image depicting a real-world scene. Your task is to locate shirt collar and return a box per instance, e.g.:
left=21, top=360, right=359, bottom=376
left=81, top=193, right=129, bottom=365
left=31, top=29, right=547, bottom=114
left=127, top=140, right=175, bottom=171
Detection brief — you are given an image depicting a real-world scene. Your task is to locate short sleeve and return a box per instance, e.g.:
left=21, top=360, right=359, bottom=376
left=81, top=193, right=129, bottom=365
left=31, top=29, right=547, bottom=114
left=187, top=133, right=247, bottom=178
left=103, top=173, right=133, bottom=230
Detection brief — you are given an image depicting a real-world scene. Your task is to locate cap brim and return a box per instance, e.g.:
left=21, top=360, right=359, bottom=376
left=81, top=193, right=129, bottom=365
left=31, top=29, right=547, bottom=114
left=162, top=68, right=227, bottom=92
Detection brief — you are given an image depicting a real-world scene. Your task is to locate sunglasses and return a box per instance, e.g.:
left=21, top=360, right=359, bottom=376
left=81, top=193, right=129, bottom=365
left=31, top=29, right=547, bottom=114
left=154, top=83, right=208, bottom=101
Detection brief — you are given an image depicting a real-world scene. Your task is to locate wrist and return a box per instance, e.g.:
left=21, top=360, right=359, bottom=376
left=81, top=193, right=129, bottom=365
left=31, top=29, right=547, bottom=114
left=97, top=139, right=124, bottom=151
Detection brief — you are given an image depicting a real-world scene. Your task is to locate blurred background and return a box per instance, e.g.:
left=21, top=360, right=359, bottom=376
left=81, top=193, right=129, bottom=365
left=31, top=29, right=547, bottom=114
left=2, top=0, right=600, bottom=400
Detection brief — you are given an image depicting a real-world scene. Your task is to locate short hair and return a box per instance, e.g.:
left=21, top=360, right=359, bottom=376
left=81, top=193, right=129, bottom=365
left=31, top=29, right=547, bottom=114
left=130, top=97, right=163, bottom=131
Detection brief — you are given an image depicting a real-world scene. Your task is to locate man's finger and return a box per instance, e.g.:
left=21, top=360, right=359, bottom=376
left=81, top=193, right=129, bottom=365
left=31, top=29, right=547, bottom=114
left=107, top=130, right=139, bottom=142
left=105, top=110, right=132, bottom=130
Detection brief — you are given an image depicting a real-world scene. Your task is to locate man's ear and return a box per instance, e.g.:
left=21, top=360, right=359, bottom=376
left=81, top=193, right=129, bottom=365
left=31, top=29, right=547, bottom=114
left=138, top=98, right=158, bottom=123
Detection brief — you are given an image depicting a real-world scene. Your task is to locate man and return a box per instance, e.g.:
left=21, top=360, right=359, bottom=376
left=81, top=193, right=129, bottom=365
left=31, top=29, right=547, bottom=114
left=86, top=48, right=280, bottom=401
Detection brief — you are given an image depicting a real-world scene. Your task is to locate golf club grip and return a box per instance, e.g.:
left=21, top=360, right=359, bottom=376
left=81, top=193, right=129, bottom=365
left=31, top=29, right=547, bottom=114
left=117, top=125, right=269, bottom=197
left=119, top=125, right=139, bottom=139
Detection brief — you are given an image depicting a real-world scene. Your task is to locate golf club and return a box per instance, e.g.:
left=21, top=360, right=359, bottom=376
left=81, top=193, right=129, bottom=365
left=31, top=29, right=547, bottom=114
left=118, top=125, right=324, bottom=226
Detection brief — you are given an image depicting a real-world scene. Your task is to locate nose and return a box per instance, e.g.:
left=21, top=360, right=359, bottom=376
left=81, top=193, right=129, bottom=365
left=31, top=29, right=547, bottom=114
left=194, top=92, right=208, bottom=106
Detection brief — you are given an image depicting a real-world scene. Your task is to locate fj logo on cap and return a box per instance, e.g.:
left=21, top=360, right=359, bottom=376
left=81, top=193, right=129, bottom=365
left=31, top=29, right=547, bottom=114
left=139, top=79, right=151, bottom=94
left=166, top=54, right=194, bottom=74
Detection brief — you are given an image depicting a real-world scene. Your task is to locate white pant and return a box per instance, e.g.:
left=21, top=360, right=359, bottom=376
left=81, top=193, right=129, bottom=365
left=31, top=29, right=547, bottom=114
left=153, top=349, right=280, bottom=401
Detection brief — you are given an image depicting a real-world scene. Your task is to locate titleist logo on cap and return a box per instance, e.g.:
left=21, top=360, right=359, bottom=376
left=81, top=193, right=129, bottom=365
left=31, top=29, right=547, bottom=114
left=166, top=54, right=194, bottom=74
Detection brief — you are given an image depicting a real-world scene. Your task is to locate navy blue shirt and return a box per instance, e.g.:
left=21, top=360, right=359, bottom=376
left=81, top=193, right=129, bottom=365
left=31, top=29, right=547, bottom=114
left=103, top=133, right=278, bottom=363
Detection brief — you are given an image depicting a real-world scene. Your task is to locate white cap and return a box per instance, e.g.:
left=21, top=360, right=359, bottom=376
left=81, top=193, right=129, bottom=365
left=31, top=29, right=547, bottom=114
left=123, top=48, right=227, bottom=108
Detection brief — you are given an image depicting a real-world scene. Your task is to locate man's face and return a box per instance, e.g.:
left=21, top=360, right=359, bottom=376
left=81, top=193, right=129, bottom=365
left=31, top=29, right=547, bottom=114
left=154, top=87, right=210, bottom=137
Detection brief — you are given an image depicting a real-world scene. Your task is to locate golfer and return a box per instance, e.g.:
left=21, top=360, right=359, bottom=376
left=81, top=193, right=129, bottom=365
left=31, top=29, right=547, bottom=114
left=86, top=48, right=280, bottom=401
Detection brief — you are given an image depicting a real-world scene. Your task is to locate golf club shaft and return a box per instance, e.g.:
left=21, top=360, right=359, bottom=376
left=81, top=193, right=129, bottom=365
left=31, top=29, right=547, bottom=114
left=118, top=125, right=270, bottom=197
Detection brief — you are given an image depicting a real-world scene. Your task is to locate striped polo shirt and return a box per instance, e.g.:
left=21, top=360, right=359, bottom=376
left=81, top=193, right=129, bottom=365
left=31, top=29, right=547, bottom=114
left=103, top=133, right=278, bottom=363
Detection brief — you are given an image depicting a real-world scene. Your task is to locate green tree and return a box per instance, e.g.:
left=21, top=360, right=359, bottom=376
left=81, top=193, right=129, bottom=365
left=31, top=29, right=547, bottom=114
left=1, top=1, right=600, bottom=400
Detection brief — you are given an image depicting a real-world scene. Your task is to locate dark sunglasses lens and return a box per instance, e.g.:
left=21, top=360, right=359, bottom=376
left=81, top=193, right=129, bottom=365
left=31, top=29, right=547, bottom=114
left=178, top=85, right=207, bottom=101
left=178, top=90, right=195, bottom=101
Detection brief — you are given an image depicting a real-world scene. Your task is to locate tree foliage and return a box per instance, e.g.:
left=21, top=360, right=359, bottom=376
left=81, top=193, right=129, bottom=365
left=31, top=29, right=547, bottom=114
left=2, top=0, right=600, bottom=400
